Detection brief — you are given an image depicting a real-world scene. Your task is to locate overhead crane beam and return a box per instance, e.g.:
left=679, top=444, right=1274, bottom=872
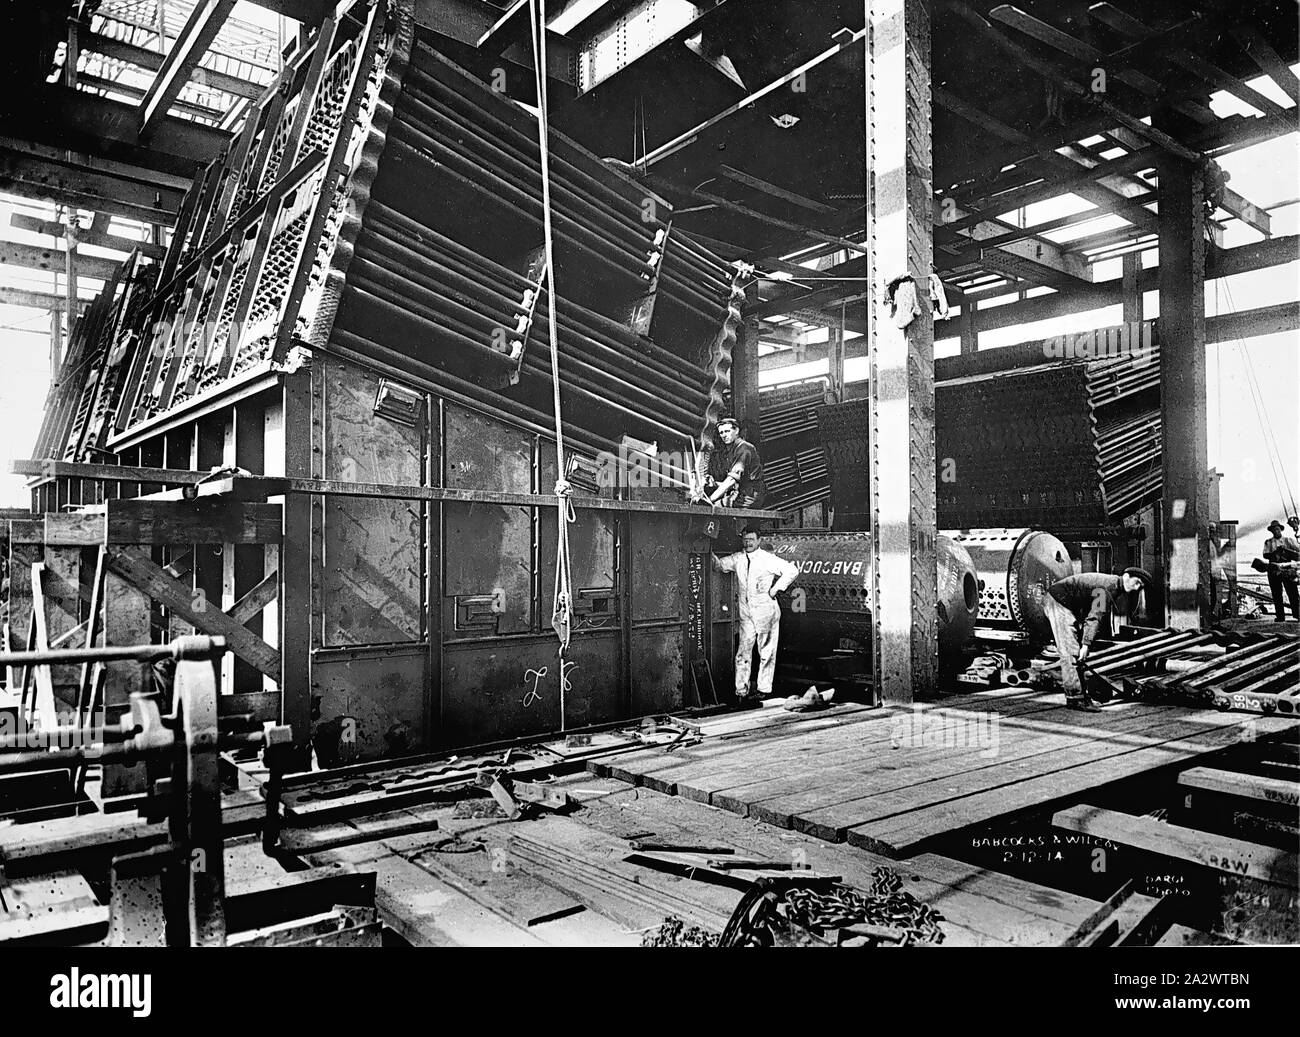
left=85, top=32, right=265, bottom=101
left=0, top=144, right=185, bottom=225
left=16, top=86, right=228, bottom=176
left=138, top=0, right=239, bottom=138
left=1229, top=23, right=1300, bottom=107
left=759, top=299, right=1300, bottom=373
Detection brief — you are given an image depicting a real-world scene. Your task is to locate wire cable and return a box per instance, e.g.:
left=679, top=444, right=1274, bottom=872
left=528, top=0, right=574, bottom=730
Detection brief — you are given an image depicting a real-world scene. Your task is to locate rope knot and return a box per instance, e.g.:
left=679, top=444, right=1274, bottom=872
left=554, top=478, right=573, bottom=497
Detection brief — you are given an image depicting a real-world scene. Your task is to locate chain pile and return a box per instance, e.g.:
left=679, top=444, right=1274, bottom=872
left=641, top=916, right=719, bottom=948
left=780, top=869, right=946, bottom=946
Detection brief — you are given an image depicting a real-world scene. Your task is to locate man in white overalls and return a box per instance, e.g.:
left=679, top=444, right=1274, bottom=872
left=713, top=527, right=800, bottom=706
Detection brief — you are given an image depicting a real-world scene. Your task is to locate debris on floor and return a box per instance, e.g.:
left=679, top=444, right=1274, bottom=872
left=641, top=915, right=719, bottom=948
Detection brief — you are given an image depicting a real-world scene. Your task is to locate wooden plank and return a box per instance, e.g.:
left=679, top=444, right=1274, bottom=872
left=229, top=571, right=278, bottom=625
left=598, top=708, right=891, bottom=791
left=0, top=811, right=168, bottom=873
left=1053, top=804, right=1298, bottom=888
left=105, top=499, right=282, bottom=545
left=306, top=845, right=545, bottom=947
left=816, top=708, right=1250, bottom=844
left=100, top=562, right=151, bottom=797
left=689, top=695, right=1082, bottom=813
left=564, top=775, right=1098, bottom=945
left=11, top=462, right=783, bottom=520
left=717, top=696, right=1175, bottom=826
left=1177, top=766, right=1299, bottom=809
left=41, top=547, right=82, bottom=704
left=739, top=701, right=1178, bottom=831
left=75, top=548, right=106, bottom=727
left=8, top=517, right=46, bottom=544
left=43, top=513, right=106, bottom=546
left=849, top=713, right=1297, bottom=856
left=102, top=547, right=280, bottom=679
left=28, top=564, right=58, bottom=729
left=619, top=692, right=1064, bottom=802
left=218, top=690, right=282, bottom=724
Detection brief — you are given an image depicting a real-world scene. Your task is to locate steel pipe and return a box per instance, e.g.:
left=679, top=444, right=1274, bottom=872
left=354, top=230, right=709, bottom=405
left=347, top=266, right=706, bottom=431
left=384, top=133, right=727, bottom=324
left=366, top=203, right=711, bottom=382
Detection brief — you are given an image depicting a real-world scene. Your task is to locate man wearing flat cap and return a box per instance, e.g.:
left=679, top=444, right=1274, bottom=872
left=1043, top=567, right=1152, bottom=711
left=702, top=416, right=766, bottom=510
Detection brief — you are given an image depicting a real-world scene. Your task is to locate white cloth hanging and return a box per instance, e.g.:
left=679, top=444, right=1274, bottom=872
left=929, top=273, right=950, bottom=320
left=891, top=277, right=921, bottom=329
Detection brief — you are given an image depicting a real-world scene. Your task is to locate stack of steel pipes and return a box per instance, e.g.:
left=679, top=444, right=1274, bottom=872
left=933, top=350, right=1162, bottom=528
left=339, top=199, right=713, bottom=445
left=1087, top=352, right=1162, bottom=518
left=327, top=43, right=741, bottom=457
left=388, top=44, right=733, bottom=340
left=1085, top=629, right=1300, bottom=713
left=759, top=385, right=832, bottom=512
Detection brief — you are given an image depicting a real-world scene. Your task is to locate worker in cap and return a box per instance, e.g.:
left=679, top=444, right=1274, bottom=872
left=1262, top=520, right=1300, bottom=621
left=1043, top=567, right=1152, bottom=711
left=701, top=417, right=766, bottom=510
left=713, top=526, right=800, bottom=708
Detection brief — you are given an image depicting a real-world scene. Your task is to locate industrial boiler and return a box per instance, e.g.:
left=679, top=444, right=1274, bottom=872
left=765, top=532, right=980, bottom=688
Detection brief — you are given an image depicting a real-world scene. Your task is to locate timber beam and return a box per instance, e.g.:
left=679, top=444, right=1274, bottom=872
left=0, top=241, right=120, bottom=283
left=103, top=546, right=280, bottom=680
left=8, top=461, right=784, bottom=521
left=8, top=501, right=283, bottom=547
left=0, top=287, right=90, bottom=313
left=9, top=214, right=166, bottom=261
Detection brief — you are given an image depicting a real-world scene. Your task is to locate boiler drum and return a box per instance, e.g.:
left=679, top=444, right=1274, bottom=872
left=945, top=528, right=1073, bottom=642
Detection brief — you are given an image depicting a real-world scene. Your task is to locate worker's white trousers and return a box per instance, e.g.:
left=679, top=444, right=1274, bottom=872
left=1043, top=596, right=1083, bottom=696
left=735, top=608, right=780, bottom=697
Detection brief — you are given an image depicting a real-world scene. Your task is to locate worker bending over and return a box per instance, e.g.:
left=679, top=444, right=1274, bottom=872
left=1043, top=567, right=1152, bottom=711
left=713, top=527, right=799, bottom=707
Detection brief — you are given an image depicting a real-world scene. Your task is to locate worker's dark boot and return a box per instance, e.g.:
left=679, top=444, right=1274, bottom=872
left=1066, top=695, right=1103, bottom=713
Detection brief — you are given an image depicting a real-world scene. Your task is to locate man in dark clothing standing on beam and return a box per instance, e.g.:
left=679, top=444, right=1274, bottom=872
left=1044, top=567, right=1152, bottom=711
left=704, top=417, right=766, bottom=510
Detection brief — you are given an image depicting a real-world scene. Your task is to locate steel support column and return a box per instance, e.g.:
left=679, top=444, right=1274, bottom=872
left=734, top=319, right=761, bottom=429
left=867, top=0, right=936, bottom=704
left=1156, top=123, right=1211, bottom=629
left=1122, top=251, right=1142, bottom=324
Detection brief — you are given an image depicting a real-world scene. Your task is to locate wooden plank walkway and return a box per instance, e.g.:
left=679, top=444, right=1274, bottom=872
left=588, top=688, right=1300, bottom=857
left=551, top=773, right=1103, bottom=946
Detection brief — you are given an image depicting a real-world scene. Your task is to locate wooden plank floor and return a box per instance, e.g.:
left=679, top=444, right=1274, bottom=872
left=304, top=775, right=1105, bottom=946
left=588, top=689, right=1300, bottom=857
